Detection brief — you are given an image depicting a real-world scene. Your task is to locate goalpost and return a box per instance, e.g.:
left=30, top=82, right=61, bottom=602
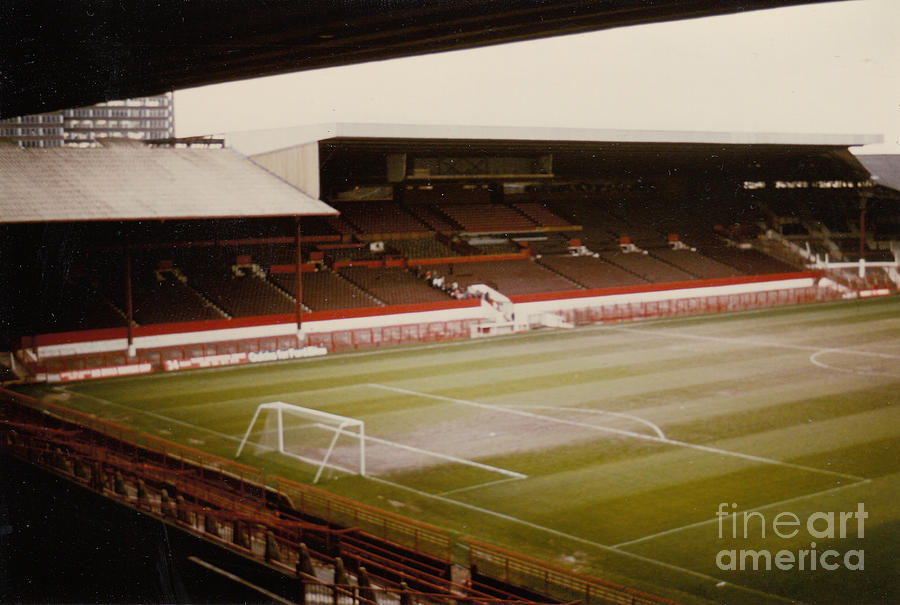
left=236, top=402, right=366, bottom=484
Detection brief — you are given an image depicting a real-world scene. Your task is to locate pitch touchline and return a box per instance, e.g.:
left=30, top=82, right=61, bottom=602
left=366, top=383, right=865, bottom=482
left=365, top=475, right=797, bottom=604
left=613, top=478, right=872, bottom=548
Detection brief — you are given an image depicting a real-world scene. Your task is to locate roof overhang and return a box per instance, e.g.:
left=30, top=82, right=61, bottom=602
left=1, top=1, right=846, bottom=119
left=226, top=123, right=884, bottom=157
left=0, top=141, right=336, bottom=224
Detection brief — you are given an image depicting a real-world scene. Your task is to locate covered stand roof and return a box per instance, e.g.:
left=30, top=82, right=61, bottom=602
left=1, top=0, right=840, bottom=119
left=227, top=122, right=883, bottom=155
left=852, top=153, right=900, bottom=193
left=0, top=140, right=336, bottom=223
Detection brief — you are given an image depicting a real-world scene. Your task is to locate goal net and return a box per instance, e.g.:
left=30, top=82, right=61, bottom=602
left=235, top=402, right=366, bottom=484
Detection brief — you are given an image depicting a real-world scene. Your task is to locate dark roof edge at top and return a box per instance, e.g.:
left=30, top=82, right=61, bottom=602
left=224, top=123, right=884, bottom=157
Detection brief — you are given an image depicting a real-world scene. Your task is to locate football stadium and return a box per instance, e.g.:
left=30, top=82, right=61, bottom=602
left=2, top=3, right=899, bottom=605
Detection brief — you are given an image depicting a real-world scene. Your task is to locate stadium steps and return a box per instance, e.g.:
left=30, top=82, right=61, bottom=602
left=266, top=273, right=313, bottom=313
left=330, top=268, right=385, bottom=307
left=535, top=257, right=588, bottom=289
left=592, top=252, right=653, bottom=284
left=178, top=272, right=233, bottom=320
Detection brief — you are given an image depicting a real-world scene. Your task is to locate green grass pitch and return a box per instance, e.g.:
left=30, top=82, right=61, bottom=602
left=18, top=297, right=900, bottom=604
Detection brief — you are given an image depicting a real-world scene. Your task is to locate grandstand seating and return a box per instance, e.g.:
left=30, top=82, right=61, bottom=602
left=37, top=281, right=129, bottom=334
left=332, top=202, right=429, bottom=235
left=404, top=205, right=460, bottom=232
left=512, top=202, right=572, bottom=228
left=383, top=237, right=457, bottom=259
left=697, top=244, right=801, bottom=275
left=649, top=248, right=742, bottom=279
left=131, top=271, right=225, bottom=325
left=596, top=251, right=695, bottom=284
left=189, top=271, right=296, bottom=317
left=271, top=270, right=381, bottom=311
left=339, top=267, right=452, bottom=305
left=538, top=255, right=648, bottom=289
left=437, top=203, right=537, bottom=233
left=423, top=259, right=579, bottom=295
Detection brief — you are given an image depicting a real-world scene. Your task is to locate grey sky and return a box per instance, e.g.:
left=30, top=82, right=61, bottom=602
left=175, top=0, right=899, bottom=147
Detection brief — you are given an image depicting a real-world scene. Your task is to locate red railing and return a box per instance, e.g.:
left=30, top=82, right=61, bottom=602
left=466, top=540, right=681, bottom=605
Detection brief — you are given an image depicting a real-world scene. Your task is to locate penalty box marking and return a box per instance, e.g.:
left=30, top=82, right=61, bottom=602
left=368, top=384, right=865, bottom=482
left=613, top=477, right=872, bottom=548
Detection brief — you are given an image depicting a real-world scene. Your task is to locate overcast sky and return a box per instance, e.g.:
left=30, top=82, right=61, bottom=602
left=175, top=0, right=899, bottom=148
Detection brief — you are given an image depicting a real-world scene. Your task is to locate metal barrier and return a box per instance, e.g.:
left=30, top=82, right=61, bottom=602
left=272, top=475, right=453, bottom=562
left=465, top=540, right=681, bottom=605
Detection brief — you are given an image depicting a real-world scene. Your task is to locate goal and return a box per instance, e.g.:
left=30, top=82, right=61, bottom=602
left=235, top=402, right=366, bottom=484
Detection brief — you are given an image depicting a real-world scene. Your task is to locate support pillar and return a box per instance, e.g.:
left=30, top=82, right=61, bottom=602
left=295, top=218, right=303, bottom=331
left=125, top=246, right=134, bottom=356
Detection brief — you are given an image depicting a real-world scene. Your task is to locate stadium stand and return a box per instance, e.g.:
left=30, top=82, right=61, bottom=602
left=189, top=271, right=296, bottom=317
left=597, top=251, right=695, bottom=283
left=648, top=248, right=742, bottom=279
left=339, top=267, right=453, bottom=305
left=512, top=202, right=572, bottom=228
left=538, top=255, right=648, bottom=289
left=383, top=237, right=458, bottom=259
left=437, top=203, right=538, bottom=233
left=271, top=270, right=381, bottom=311
left=423, top=259, right=579, bottom=295
left=131, top=271, right=227, bottom=325
left=697, top=244, right=802, bottom=275
left=403, top=204, right=460, bottom=232
left=332, top=202, right=430, bottom=235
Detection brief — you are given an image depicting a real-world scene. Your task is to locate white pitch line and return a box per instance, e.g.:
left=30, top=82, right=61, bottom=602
left=367, top=383, right=865, bottom=482
left=438, top=476, right=524, bottom=496
left=365, top=475, right=797, bottom=604
left=502, top=404, right=666, bottom=439
left=809, top=349, right=900, bottom=378
left=605, top=324, right=900, bottom=362
left=613, top=478, right=872, bottom=548
left=63, top=387, right=244, bottom=445
left=315, top=424, right=527, bottom=479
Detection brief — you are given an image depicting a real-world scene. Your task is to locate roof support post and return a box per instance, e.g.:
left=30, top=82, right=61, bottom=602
left=125, top=246, right=135, bottom=355
left=295, top=218, right=303, bottom=330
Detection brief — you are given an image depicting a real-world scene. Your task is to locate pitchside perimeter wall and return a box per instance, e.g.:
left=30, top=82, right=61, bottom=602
left=19, top=272, right=840, bottom=382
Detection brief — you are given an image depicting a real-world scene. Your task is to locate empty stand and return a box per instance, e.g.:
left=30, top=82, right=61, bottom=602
left=437, top=203, right=538, bottom=233
left=404, top=204, right=460, bottom=232
left=189, top=271, right=296, bottom=317
left=271, top=270, right=381, bottom=311
left=698, top=244, right=802, bottom=275
left=131, top=271, right=226, bottom=325
left=649, top=248, right=742, bottom=279
left=513, top=202, right=572, bottom=228
left=339, top=267, right=453, bottom=305
left=383, top=237, right=457, bottom=259
left=539, top=255, right=648, bottom=289
left=332, top=202, right=429, bottom=235
left=423, top=259, right=579, bottom=296
left=597, top=251, right=695, bottom=284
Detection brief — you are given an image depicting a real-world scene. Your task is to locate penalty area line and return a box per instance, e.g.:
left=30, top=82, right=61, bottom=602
left=367, top=383, right=865, bottom=482
left=613, top=477, right=871, bottom=548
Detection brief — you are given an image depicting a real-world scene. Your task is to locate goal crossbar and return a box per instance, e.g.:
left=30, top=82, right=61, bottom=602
left=235, top=402, right=366, bottom=483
